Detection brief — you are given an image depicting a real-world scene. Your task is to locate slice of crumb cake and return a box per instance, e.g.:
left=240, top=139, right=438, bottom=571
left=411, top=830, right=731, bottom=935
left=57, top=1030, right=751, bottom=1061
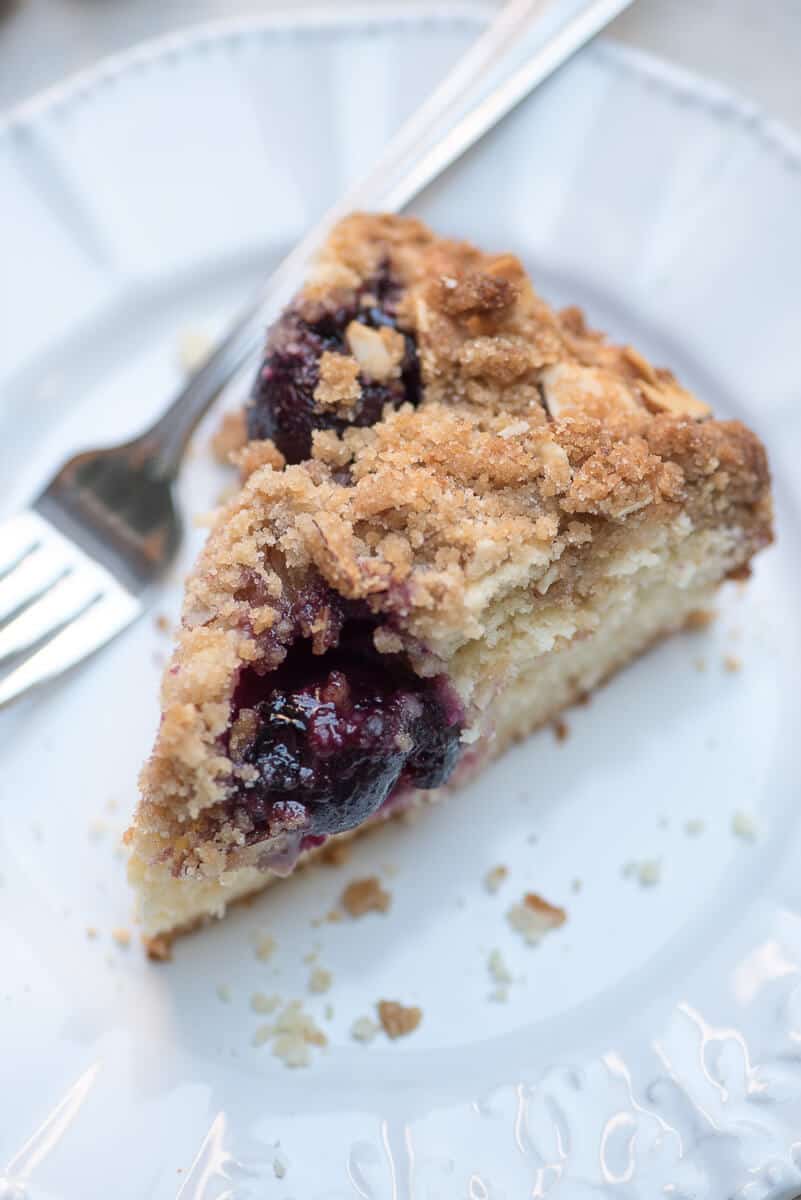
left=127, top=214, right=772, bottom=948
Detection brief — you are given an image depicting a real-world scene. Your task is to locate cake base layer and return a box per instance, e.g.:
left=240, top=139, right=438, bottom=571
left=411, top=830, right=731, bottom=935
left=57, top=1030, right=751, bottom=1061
left=131, top=525, right=735, bottom=949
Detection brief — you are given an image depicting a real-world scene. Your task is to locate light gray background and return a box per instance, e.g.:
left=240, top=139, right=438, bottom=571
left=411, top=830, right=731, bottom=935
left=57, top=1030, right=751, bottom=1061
left=1, top=0, right=800, bottom=132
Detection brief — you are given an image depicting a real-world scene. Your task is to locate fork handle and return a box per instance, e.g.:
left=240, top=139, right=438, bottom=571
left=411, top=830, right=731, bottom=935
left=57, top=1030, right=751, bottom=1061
left=143, top=0, right=633, bottom=480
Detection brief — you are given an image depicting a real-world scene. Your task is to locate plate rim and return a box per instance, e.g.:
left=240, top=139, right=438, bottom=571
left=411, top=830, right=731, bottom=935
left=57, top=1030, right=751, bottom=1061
left=2, top=0, right=801, bottom=180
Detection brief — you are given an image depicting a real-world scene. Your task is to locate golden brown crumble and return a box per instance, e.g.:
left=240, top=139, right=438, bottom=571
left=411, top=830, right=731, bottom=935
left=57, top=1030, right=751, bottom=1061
left=341, top=876, right=391, bottom=917
left=507, top=892, right=567, bottom=945
left=314, top=351, right=362, bottom=413
left=377, top=999, right=422, bottom=1039
left=234, top=438, right=286, bottom=479
left=131, top=213, right=773, bottom=895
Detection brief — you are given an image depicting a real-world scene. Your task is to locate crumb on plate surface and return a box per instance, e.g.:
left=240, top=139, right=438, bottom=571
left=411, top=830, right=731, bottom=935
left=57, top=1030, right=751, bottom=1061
left=507, top=892, right=567, bottom=945
left=351, top=1015, right=380, bottom=1043
left=484, top=864, right=509, bottom=894
left=732, top=809, right=758, bottom=840
left=377, top=999, right=422, bottom=1039
left=342, top=876, right=391, bottom=917
left=308, top=967, right=332, bottom=994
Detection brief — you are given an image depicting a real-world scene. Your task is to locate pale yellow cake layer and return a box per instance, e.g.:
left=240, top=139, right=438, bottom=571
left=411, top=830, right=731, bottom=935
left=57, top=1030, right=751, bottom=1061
left=131, top=523, right=735, bottom=944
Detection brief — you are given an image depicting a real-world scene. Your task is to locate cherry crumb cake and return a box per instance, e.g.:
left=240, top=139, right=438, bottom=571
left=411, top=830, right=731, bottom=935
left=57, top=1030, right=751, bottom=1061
left=127, top=214, right=772, bottom=950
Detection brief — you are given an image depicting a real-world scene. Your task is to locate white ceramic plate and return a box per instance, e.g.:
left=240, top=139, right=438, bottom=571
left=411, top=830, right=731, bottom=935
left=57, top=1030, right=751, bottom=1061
left=2, top=7, right=801, bottom=1198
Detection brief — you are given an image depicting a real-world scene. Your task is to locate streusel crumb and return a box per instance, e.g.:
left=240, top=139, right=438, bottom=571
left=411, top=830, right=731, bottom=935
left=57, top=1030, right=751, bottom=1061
left=507, top=892, right=567, bottom=945
left=377, top=1000, right=422, bottom=1039
left=342, top=877, right=391, bottom=917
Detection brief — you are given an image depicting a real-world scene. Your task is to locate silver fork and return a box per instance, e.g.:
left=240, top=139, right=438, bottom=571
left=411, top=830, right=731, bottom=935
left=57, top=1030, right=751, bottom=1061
left=0, top=0, right=633, bottom=707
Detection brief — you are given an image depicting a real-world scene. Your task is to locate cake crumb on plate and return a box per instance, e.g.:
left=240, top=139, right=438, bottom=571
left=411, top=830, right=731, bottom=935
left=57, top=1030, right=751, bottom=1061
left=723, top=654, right=742, bottom=673
left=252, top=1000, right=327, bottom=1067
left=251, top=992, right=280, bottom=1014
left=507, top=893, right=567, bottom=946
left=732, top=809, right=758, bottom=841
left=637, top=859, right=662, bottom=887
left=308, top=967, right=332, bottom=995
left=377, top=1000, right=422, bottom=1039
left=111, top=927, right=131, bottom=948
left=488, top=948, right=513, bottom=985
left=252, top=932, right=277, bottom=961
left=342, top=876, right=391, bottom=917
left=216, top=983, right=232, bottom=1004
left=351, top=1015, right=380, bottom=1044
left=484, top=864, right=508, bottom=894
left=685, top=818, right=706, bottom=836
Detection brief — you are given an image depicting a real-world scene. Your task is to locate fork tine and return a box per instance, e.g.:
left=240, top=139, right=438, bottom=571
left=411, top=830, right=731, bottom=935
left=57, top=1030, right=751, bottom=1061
left=0, top=511, right=42, bottom=577
left=0, top=586, right=141, bottom=708
left=0, top=570, right=103, bottom=664
left=0, top=544, right=72, bottom=623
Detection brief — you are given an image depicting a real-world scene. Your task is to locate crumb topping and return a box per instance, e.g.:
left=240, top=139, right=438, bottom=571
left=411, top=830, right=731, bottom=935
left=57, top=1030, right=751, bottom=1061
left=314, top=351, right=362, bottom=413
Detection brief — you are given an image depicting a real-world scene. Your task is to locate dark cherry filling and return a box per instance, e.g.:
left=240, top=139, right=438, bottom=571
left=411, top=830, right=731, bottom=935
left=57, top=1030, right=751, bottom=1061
left=225, top=628, right=461, bottom=845
left=248, top=265, right=421, bottom=463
